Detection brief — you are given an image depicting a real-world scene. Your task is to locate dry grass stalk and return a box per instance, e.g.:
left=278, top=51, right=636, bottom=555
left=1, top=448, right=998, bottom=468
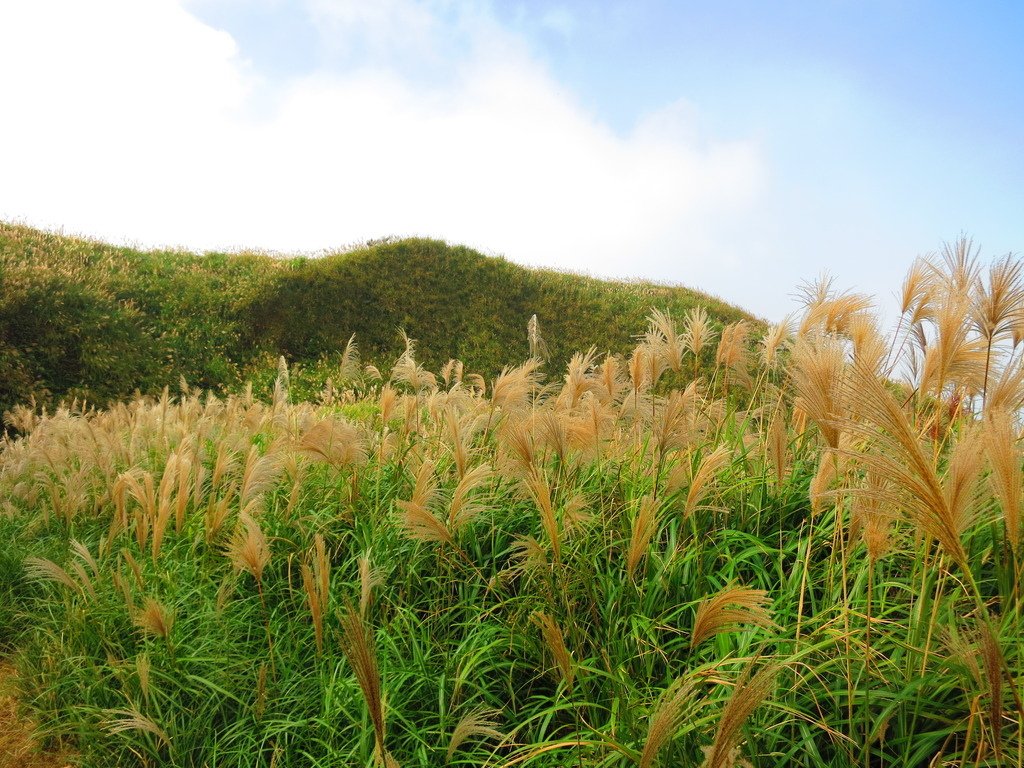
left=301, top=534, right=331, bottom=655
left=683, top=307, right=717, bottom=371
left=628, top=345, right=656, bottom=394
left=391, top=331, right=437, bottom=393
left=447, top=463, right=491, bottom=534
left=359, top=549, right=383, bottom=620
left=842, top=361, right=980, bottom=569
left=595, top=354, right=627, bottom=406
left=134, top=597, right=175, bottom=640
left=808, top=448, right=839, bottom=516
left=444, top=407, right=471, bottom=479
left=224, top=511, right=271, bottom=586
left=338, top=603, right=394, bottom=766
left=653, top=384, right=700, bottom=459
left=681, top=445, right=732, bottom=517
left=534, top=410, right=570, bottom=466
left=558, top=347, right=599, bottom=409
left=23, top=556, right=86, bottom=597
left=523, top=470, right=560, bottom=565
left=490, top=359, right=544, bottom=417
left=238, top=445, right=285, bottom=509
left=527, top=314, right=549, bottom=361
left=297, top=419, right=366, bottom=467
left=646, top=309, right=684, bottom=373
left=979, top=621, right=1005, bottom=760
left=790, top=334, right=846, bottom=449
left=626, top=494, right=660, bottom=578
left=984, top=410, right=1023, bottom=551
left=984, top=357, right=1024, bottom=414
left=533, top=612, right=574, bottom=691
left=102, top=707, right=171, bottom=749
left=760, top=316, right=792, bottom=369
left=691, top=585, right=776, bottom=649
left=395, top=460, right=451, bottom=545
left=114, top=468, right=155, bottom=551
left=847, top=314, right=888, bottom=377
left=499, top=418, right=537, bottom=479
left=850, top=472, right=894, bottom=563
left=765, top=410, right=788, bottom=487
left=445, top=707, right=505, bottom=763
left=918, top=291, right=987, bottom=400
left=638, top=676, right=697, bottom=768
left=336, top=333, right=362, bottom=385
left=507, top=536, right=548, bottom=579
left=136, top=653, right=151, bottom=703
left=700, top=662, right=778, bottom=768
left=716, top=321, right=752, bottom=389
left=568, top=394, right=615, bottom=458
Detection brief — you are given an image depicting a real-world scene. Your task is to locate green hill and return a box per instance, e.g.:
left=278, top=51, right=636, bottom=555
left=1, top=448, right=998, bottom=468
left=0, top=222, right=754, bottom=415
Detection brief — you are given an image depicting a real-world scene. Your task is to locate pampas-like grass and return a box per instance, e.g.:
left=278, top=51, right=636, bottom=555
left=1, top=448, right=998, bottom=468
left=557, top=347, right=599, bottom=409
left=224, top=511, right=271, bottom=587
left=626, top=494, right=660, bottom=578
left=691, top=585, right=776, bottom=649
left=337, top=603, right=397, bottom=767
left=102, top=707, right=170, bottom=749
left=395, top=460, right=450, bottom=546
left=638, top=676, right=697, bottom=768
left=532, top=612, right=574, bottom=691
left=134, top=597, right=175, bottom=640
left=301, top=533, right=330, bottom=655
left=523, top=469, right=560, bottom=565
left=842, top=360, right=981, bottom=570
left=700, top=662, right=778, bottom=768
left=238, top=444, right=285, bottom=510
left=670, top=444, right=732, bottom=517
left=683, top=306, right=717, bottom=379
left=297, top=418, right=367, bottom=467
left=984, top=409, right=1023, bottom=551
left=646, top=308, right=684, bottom=373
left=790, top=334, right=846, bottom=449
left=445, top=707, right=505, bottom=763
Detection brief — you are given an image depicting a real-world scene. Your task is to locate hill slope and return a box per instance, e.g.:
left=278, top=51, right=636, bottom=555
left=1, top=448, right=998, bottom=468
left=0, top=222, right=754, bottom=414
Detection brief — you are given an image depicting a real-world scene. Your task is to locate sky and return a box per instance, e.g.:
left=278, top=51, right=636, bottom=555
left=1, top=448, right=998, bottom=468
left=2, top=0, right=1022, bottom=321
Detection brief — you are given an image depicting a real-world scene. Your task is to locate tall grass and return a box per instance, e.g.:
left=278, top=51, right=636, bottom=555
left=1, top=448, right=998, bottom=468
left=1, top=236, right=1023, bottom=767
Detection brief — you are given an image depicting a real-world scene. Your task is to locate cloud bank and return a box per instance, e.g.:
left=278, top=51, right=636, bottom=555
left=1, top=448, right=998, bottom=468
left=1, top=0, right=766, bottom=307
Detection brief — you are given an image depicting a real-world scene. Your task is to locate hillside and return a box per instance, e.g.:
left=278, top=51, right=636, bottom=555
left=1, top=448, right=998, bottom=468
left=0, top=222, right=754, bottom=415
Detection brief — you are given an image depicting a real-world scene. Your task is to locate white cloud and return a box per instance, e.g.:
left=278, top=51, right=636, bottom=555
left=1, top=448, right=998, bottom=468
left=0, top=0, right=766, bottom=310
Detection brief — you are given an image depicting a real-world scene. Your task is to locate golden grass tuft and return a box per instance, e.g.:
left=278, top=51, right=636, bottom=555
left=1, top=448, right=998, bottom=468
left=445, top=707, right=505, bottom=763
left=337, top=603, right=395, bottom=766
left=984, top=409, right=1023, bottom=551
left=134, top=597, right=175, bottom=640
left=691, top=585, right=776, bottom=649
left=638, top=676, right=697, bottom=768
left=532, top=612, right=574, bottom=691
left=224, top=511, right=271, bottom=586
left=626, top=494, right=660, bottom=578
left=297, top=418, right=367, bottom=467
left=700, top=662, right=778, bottom=768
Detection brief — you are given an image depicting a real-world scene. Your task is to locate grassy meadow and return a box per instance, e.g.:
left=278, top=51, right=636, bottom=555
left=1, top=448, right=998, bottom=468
left=2, top=236, right=1024, bottom=767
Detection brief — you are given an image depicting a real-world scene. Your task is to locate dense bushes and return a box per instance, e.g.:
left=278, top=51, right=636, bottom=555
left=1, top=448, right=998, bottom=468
left=0, top=223, right=751, bottom=419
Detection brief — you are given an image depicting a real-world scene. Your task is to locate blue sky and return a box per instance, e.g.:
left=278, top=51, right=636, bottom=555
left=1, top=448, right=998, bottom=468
left=2, top=0, right=1021, bottom=321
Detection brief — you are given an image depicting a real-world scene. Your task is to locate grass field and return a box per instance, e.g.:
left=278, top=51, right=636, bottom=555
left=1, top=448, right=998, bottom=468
left=2, top=237, right=1023, bottom=767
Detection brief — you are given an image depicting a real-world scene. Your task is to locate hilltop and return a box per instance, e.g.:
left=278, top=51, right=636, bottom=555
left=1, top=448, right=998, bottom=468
left=0, top=222, right=754, bottom=415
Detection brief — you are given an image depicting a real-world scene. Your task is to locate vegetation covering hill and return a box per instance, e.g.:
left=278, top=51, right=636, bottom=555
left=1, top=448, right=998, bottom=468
left=1, top=238, right=1024, bottom=767
left=0, top=222, right=752, bottom=418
